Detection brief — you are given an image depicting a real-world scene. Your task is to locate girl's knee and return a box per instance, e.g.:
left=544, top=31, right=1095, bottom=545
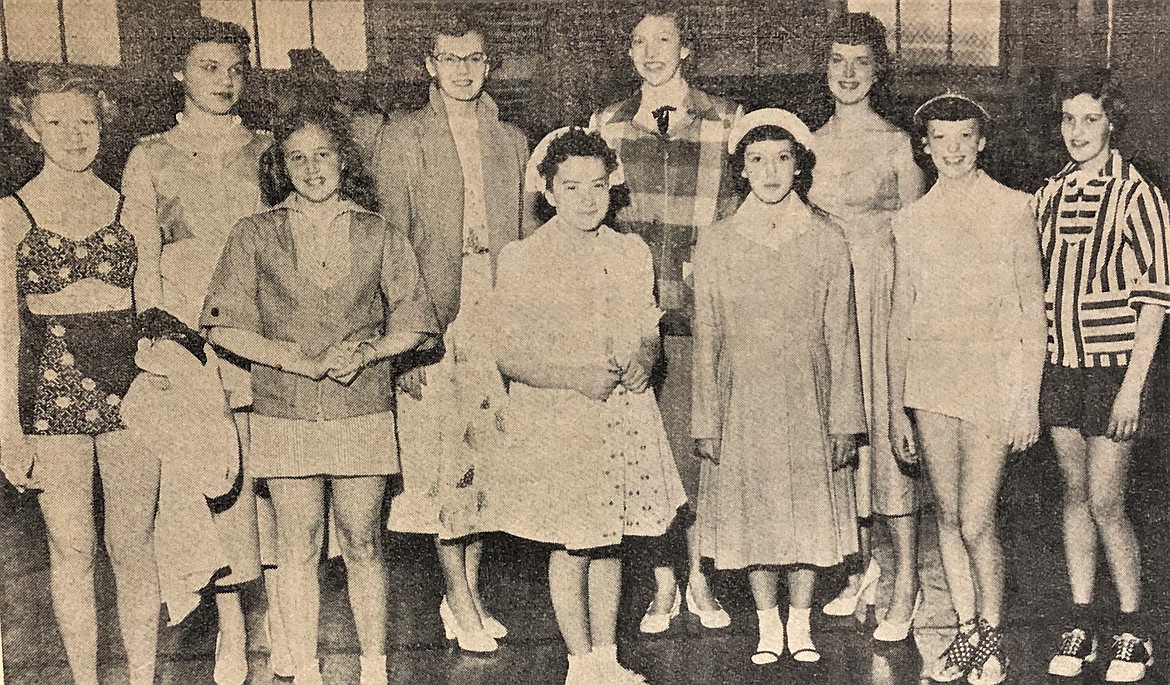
left=1088, top=491, right=1128, bottom=525
left=278, top=522, right=325, bottom=565
left=338, top=528, right=382, bottom=565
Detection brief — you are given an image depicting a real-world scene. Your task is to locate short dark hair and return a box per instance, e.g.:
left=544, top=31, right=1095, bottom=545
left=1059, top=68, right=1127, bottom=132
left=259, top=104, right=378, bottom=211
left=828, top=12, right=891, bottom=70
left=536, top=127, right=620, bottom=191
left=164, top=17, right=252, bottom=71
left=625, top=2, right=697, bottom=47
left=730, top=125, right=817, bottom=201
left=914, top=95, right=990, bottom=139
left=426, top=12, right=491, bottom=59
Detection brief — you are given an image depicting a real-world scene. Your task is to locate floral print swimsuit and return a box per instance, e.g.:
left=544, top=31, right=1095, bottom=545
left=12, top=194, right=140, bottom=436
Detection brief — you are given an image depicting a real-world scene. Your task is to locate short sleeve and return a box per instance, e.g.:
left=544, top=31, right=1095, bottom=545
left=200, top=218, right=261, bottom=332
left=380, top=225, right=440, bottom=337
left=1124, top=181, right=1170, bottom=309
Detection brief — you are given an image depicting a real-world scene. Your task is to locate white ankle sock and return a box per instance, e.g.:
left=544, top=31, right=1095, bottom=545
left=753, top=606, right=784, bottom=662
left=787, top=606, right=819, bottom=661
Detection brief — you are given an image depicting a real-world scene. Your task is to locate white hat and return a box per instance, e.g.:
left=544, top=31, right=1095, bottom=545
left=524, top=126, right=626, bottom=194
left=727, top=108, right=814, bottom=154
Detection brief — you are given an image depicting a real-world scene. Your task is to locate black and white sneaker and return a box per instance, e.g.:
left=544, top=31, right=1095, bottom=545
left=1105, top=633, right=1153, bottom=683
left=1048, top=628, right=1098, bottom=677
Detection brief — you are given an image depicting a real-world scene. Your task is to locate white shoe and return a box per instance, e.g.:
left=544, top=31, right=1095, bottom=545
left=822, top=559, right=880, bottom=616
left=213, top=628, right=248, bottom=685
left=482, top=613, right=508, bottom=640
left=439, top=596, right=498, bottom=653
left=873, top=590, right=924, bottom=642
left=684, top=584, right=731, bottom=629
left=638, top=585, right=680, bottom=634
left=1105, top=633, right=1154, bottom=683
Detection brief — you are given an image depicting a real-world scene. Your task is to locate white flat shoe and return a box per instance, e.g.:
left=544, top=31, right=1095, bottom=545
left=685, top=584, right=731, bottom=629
left=638, top=585, right=680, bottom=634
left=873, top=590, right=924, bottom=642
left=822, top=559, right=881, bottom=616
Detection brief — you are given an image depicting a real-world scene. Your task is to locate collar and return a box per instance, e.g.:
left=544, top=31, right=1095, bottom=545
left=1053, top=149, right=1129, bottom=183
left=273, top=194, right=367, bottom=223
left=734, top=191, right=809, bottom=225
left=426, top=83, right=499, bottom=123
left=733, top=192, right=812, bottom=246
left=607, top=85, right=723, bottom=125
left=167, top=112, right=255, bottom=155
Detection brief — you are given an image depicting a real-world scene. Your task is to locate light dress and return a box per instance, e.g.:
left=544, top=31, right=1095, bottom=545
left=489, top=217, right=687, bottom=550
left=809, top=120, right=923, bottom=517
left=692, top=194, right=866, bottom=570
left=388, top=109, right=507, bottom=539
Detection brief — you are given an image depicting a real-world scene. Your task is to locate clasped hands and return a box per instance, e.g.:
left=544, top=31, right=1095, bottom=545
left=577, top=352, right=653, bottom=402
left=693, top=434, right=859, bottom=470
left=290, top=340, right=375, bottom=385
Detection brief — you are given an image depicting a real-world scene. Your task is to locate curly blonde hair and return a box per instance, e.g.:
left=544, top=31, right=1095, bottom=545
left=8, top=64, right=117, bottom=133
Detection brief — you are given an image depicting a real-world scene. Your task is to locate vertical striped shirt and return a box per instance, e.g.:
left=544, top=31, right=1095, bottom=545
left=1036, top=150, right=1170, bottom=368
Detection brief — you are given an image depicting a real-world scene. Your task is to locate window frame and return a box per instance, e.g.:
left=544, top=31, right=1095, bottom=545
left=870, top=0, right=1009, bottom=76
left=203, top=0, right=369, bottom=72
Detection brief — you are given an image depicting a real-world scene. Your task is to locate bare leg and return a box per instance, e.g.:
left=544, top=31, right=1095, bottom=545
left=97, top=430, right=161, bottom=685
left=914, top=410, right=976, bottom=623
left=649, top=565, right=678, bottom=613
left=268, top=477, right=326, bottom=679
left=881, top=514, right=920, bottom=623
left=34, top=435, right=99, bottom=685
left=788, top=568, right=816, bottom=610
left=685, top=522, right=719, bottom=610
left=587, top=556, right=621, bottom=648
left=957, top=422, right=1008, bottom=627
left=1085, top=437, right=1141, bottom=614
left=436, top=538, right=485, bottom=631
left=331, top=476, right=389, bottom=658
left=748, top=568, right=780, bottom=611
left=548, top=550, right=592, bottom=656
left=1051, top=427, right=1096, bottom=606
left=464, top=537, right=498, bottom=624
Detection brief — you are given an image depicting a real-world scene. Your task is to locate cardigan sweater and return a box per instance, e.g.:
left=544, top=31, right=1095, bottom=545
left=372, top=85, right=531, bottom=330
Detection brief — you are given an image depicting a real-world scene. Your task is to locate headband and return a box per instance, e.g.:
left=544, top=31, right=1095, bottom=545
left=913, top=91, right=992, bottom=127
left=727, top=108, right=814, bottom=154
left=523, top=126, right=626, bottom=194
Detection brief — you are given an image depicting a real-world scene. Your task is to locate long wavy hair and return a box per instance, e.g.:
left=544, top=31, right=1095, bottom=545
left=259, top=104, right=378, bottom=211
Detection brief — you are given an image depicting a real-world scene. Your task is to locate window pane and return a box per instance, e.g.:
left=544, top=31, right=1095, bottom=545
left=255, top=0, right=310, bottom=70
left=899, top=0, right=948, bottom=66
left=63, top=0, right=120, bottom=66
left=200, top=0, right=259, bottom=66
left=313, top=0, right=366, bottom=71
left=6, top=0, right=63, bottom=63
left=952, top=0, right=1000, bottom=66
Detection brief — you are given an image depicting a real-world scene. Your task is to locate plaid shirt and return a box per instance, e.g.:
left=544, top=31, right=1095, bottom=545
left=590, top=87, right=742, bottom=335
left=1036, top=150, right=1170, bottom=368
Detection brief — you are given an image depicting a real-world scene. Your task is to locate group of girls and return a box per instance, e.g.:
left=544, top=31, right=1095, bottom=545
left=0, top=8, right=1167, bottom=685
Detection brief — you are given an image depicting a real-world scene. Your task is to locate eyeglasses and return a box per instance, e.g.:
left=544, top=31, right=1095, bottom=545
left=431, top=52, right=488, bottom=67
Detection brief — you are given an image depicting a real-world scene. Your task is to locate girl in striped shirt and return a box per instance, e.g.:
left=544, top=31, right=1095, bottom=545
left=1037, top=70, right=1170, bottom=684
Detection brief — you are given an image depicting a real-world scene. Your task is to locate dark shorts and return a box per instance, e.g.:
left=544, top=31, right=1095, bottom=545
left=1039, top=363, right=1129, bottom=437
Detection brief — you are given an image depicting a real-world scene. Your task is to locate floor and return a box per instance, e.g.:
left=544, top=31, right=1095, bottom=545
left=2, top=435, right=1168, bottom=685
